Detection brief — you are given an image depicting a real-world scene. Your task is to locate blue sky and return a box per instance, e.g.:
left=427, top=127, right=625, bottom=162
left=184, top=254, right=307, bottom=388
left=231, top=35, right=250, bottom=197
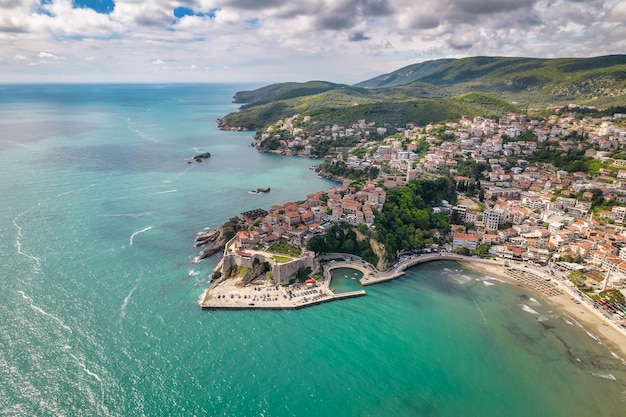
left=1, top=0, right=625, bottom=83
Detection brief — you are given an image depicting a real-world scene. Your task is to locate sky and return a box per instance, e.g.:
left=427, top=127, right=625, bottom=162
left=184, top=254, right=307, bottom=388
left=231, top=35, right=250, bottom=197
left=1, top=0, right=625, bottom=84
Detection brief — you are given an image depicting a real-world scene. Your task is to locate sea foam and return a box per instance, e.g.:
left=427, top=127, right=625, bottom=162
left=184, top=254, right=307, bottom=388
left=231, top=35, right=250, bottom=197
left=520, top=304, right=539, bottom=315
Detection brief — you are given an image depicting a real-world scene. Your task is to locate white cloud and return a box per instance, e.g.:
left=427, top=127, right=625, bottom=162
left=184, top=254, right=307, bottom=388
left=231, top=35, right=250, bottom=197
left=0, top=0, right=623, bottom=83
left=38, top=51, right=62, bottom=59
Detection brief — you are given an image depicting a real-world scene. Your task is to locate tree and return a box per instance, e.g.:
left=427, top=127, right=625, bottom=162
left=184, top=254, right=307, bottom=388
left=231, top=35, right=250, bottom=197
left=454, top=247, right=471, bottom=256
left=599, top=289, right=625, bottom=305
left=478, top=188, right=485, bottom=202
left=296, top=267, right=312, bottom=280
left=473, top=243, right=491, bottom=258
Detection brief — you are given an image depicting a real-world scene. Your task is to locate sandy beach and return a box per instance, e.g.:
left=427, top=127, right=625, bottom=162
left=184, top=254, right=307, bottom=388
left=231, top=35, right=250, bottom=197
left=202, top=250, right=626, bottom=360
left=460, top=260, right=626, bottom=360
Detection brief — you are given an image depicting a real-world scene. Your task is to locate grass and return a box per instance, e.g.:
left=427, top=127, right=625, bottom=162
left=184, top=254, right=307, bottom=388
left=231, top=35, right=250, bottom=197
left=272, top=255, right=292, bottom=263
left=267, top=241, right=302, bottom=257
left=237, top=266, right=251, bottom=277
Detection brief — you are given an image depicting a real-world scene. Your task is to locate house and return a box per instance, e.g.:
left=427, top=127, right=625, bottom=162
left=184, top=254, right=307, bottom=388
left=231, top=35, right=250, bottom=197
left=453, top=233, right=478, bottom=251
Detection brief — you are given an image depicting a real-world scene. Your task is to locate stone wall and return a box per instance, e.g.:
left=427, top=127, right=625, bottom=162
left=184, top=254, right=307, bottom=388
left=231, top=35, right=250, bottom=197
left=221, top=250, right=316, bottom=285
left=273, top=251, right=316, bottom=284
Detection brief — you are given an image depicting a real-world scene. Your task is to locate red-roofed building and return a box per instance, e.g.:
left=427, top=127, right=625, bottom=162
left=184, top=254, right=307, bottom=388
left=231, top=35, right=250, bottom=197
left=453, top=233, right=478, bottom=251
left=284, top=211, right=301, bottom=226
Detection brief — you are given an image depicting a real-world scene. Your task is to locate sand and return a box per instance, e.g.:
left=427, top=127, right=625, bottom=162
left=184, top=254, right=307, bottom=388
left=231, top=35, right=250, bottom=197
left=460, top=260, right=626, bottom=360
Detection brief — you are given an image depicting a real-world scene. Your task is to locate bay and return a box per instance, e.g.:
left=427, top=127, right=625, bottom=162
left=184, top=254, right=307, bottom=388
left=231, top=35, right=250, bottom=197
left=0, top=84, right=625, bottom=417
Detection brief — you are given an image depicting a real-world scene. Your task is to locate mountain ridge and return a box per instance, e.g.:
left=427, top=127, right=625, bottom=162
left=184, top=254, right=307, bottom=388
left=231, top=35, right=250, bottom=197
left=219, top=55, right=626, bottom=131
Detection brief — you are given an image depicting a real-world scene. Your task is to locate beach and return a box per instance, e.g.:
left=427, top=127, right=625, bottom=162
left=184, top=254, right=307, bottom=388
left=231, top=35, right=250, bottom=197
left=5, top=84, right=626, bottom=417
left=204, top=249, right=626, bottom=361
left=461, top=259, right=626, bottom=360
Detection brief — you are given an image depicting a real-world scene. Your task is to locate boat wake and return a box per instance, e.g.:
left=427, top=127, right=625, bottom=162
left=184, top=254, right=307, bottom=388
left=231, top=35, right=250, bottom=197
left=17, top=290, right=73, bottom=334
left=129, top=226, right=154, bottom=246
left=13, top=207, right=43, bottom=271
left=68, top=351, right=107, bottom=414
left=120, top=284, right=138, bottom=322
left=12, top=173, right=113, bottom=272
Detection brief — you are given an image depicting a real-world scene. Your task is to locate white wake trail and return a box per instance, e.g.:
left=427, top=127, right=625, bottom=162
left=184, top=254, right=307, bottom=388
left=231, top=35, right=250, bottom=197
left=16, top=291, right=73, bottom=334
left=69, top=352, right=107, bottom=414
left=129, top=226, right=154, bottom=246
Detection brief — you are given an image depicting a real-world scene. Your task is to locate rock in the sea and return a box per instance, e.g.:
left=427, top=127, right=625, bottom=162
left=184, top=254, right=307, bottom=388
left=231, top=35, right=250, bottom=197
left=194, top=229, right=221, bottom=247
left=193, top=152, right=211, bottom=159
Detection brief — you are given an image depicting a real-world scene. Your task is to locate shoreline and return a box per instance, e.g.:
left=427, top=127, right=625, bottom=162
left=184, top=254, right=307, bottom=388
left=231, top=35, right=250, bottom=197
left=201, top=248, right=626, bottom=360
left=459, top=259, right=626, bottom=361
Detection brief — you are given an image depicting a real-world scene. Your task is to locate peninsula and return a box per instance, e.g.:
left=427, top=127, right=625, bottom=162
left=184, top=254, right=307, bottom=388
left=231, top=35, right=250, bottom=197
left=195, top=54, right=626, bottom=358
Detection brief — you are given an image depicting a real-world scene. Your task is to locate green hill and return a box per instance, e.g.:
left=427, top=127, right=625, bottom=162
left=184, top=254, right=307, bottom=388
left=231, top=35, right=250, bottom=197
left=355, top=58, right=454, bottom=88
left=232, top=81, right=358, bottom=107
left=357, top=55, right=626, bottom=106
left=219, top=55, right=626, bottom=131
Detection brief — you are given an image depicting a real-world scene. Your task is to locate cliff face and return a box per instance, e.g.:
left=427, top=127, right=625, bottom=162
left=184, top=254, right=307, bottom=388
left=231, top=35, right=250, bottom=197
left=354, top=227, right=388, bottom=271
left=370, top=238, right=388, bottom=271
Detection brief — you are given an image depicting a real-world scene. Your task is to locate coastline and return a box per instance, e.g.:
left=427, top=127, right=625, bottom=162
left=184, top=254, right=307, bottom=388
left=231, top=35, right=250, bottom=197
left=202, top=246, right=626, bottom=360
left=459, top=259, right=626, bottom=360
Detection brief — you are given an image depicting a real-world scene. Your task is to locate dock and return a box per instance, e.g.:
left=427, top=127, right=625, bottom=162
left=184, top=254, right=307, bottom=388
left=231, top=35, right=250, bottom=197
left=201, top=289, right=365, bottom=310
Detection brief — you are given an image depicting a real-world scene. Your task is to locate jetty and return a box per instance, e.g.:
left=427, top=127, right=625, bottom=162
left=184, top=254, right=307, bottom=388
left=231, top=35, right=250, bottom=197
left=200, top=252, right=505, bottom=311
left=201, top=284, right=365, bottom=310
left=359, top=253, right=474, bottom=286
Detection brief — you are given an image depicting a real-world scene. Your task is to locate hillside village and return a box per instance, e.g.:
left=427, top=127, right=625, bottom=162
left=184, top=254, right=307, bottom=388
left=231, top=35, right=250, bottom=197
left=241, top=106, right=626, bottom=293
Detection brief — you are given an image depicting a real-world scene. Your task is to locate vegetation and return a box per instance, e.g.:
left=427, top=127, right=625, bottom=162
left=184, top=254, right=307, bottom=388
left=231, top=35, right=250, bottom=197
left=569, top=271, right=586, bottom=288
left=599, top=289, right=626, bottom=305
left=221, top=55, right=626, bottom=134
left=319, top=159, right=379, bottom=182
left=473, top=243, right=492, bottom=258
left=307, top=223, right=380, bottom=266
left=355, top=55, right=626, bottom=108
left=267, top=241, right=301, bottom=257
left=526, top=144, right=601, bottom=173
left=272, top=255, right=292, bottom=263
left=374, top=178, right=457, bottom=260
left=295, top=267, right=313, bottom=281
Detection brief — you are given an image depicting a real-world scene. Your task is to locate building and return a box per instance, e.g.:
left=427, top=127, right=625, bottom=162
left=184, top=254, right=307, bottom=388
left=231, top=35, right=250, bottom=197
left=483, top=210, right=501, bottom=231
left=453, top=233, right=478, bottom=251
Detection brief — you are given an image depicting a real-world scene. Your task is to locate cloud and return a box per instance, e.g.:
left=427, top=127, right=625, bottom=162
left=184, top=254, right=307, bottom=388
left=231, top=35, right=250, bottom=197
left=349, top=31, right=371, bottom=42
left=14, top=54, right=27, bottom=60
left=0, top=0, right=623, bottom=83
left=38, top=51, right=62, bottom=59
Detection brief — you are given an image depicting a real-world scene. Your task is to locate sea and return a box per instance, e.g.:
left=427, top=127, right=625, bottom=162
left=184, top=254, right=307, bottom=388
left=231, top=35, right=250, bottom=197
left=1, top=84, right=625, bottom=417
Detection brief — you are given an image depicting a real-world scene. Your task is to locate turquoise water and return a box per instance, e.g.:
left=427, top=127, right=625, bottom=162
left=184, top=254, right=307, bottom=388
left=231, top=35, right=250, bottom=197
left=330, top=267, right=364, bottom=293
left=1, top=84, right=626, bottom=417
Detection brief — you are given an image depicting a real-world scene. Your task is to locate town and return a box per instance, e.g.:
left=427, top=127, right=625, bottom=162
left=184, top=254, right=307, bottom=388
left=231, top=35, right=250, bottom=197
left=201, top=106, right=626, bottom=320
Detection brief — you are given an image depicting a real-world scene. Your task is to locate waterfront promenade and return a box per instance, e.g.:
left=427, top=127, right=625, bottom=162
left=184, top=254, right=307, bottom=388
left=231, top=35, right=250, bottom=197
left=203, top=250, right=626, bottom=344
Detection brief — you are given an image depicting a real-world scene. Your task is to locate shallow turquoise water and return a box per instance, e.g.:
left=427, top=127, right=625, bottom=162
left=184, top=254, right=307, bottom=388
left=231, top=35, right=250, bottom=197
left=330, top=267, right=364, bottom=293
left=1, top=84, right=625, bottom=417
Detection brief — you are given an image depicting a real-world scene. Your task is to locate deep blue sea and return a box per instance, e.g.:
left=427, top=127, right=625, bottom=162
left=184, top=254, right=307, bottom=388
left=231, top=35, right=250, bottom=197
left=1, top=84, right=626, bottom=417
